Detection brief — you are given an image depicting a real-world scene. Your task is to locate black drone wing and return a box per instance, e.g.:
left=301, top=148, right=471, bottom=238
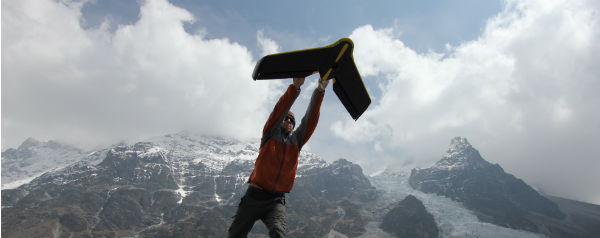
left=253, top=38, right=371, bottom=120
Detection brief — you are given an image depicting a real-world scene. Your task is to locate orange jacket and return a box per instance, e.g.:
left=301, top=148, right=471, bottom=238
left=249, top=84, right=324, bottom=193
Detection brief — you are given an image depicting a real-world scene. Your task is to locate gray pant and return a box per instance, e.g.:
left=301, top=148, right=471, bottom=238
left=228, top=186, right=286, bottom=238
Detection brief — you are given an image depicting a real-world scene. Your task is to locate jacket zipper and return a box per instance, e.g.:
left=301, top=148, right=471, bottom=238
left=272, top=143, right=287, bottom=192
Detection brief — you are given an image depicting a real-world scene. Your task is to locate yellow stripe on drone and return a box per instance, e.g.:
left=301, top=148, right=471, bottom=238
left=335, top=43, right=349, bottom=62
left=321, top=68, right=333, bottom=82
left=321, top=43, right=349, bottom=82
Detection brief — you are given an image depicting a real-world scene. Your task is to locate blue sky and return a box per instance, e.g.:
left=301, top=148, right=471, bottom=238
left=80, top=0, right=502, bottom=55
left=3, top=0, right=600, bottom=204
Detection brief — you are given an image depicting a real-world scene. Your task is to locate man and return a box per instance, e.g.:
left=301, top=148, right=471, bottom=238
left=227, top=77, right=329, bottom=238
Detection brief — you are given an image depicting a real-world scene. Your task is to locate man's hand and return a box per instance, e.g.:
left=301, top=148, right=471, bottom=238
left=293, top=77, right=305, bottom=90
left=318, top=79, right=330, bottom=92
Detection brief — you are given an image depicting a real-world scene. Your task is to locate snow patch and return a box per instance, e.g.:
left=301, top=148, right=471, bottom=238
left=176, top=185, right=190, bottom=205
left=138, top=146, right=165, bottom=158
left=356, top=222, right=397, bottom=238
left=214, top=176, right=222, bottom=203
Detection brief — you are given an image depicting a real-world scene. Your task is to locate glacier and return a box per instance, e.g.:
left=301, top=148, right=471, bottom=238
left=369, top=166, right=545, bottom=238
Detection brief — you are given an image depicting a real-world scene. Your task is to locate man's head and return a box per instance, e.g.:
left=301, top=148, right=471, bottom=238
left=282, top=111, right=295, bottom=133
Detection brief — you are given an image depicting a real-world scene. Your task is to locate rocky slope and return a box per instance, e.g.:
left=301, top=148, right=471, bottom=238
left=1, top=133, right=377, bottom=238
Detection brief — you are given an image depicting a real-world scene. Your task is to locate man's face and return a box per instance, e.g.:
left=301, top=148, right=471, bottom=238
left=282, top=114, right=295, bottom=133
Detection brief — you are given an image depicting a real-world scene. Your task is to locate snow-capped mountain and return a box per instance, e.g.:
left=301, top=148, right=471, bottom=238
left=1, top=132, right=375, bottom=238
left=409, top=137, right=564, bottom=222
left=1, top=138, right=89, bottom=189
left=408, top=137, right=597, bottom=237
left=2, top=134, right=599, bottom=238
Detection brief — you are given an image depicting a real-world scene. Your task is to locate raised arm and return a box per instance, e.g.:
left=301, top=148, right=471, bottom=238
left=294, top=79, right=329, bottom=149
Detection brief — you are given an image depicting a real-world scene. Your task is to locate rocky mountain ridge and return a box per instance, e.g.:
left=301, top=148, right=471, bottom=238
left=409, top=137, right=597, bottom=237
left=1, top=133, right=376, bottom=238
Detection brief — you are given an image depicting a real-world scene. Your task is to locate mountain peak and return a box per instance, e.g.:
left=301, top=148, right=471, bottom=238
left=410, top=137, right=567, bottom=233
left=447, top=137, right=472, bottom=154
left=18, top=137, right=42, bottom=150
left=3, top=138, right=86, bottom=189
left=434, top=137, right=487, bottom=170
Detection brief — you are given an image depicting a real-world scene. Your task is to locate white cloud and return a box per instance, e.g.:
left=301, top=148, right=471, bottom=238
left=2, top=0, right=282, bottom=149
left=256, top=30, right=280, bottom=56
left=334, top=0, right=600, bottom=203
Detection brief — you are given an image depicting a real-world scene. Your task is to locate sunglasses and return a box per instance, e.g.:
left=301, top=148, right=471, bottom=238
left=284, top=115, right=295, bottom=125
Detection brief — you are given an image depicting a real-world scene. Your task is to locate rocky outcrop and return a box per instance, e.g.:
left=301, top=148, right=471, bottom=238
left=380, top=195, right=439, bottom=238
